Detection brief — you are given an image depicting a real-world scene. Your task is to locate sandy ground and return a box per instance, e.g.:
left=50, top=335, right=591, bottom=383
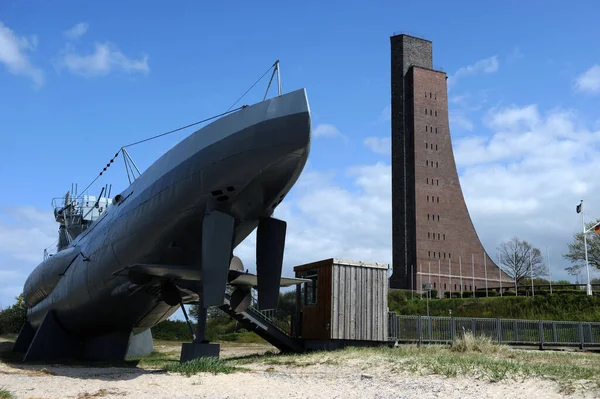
left=0, top=337, right=598, bottom=399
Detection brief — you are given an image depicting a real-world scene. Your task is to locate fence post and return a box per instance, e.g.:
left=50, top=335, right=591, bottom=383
left=513, top=320, right=518, bottom=342
left=450, top=316, right=456, bottom=342
left=579, top=322, right=584, bottom=350
left=428, top=317, right=432, bottom=341
left=471, top=319, right=476, bottom=336
left=496, top=318, right=502, bottom=344
left=418, top=316, right=422, bottom=347
left=589, top=323, right=594, bottom=345
left=538, top=320, right=544, bottom=350
left=552, top=322, right=558, bottom=344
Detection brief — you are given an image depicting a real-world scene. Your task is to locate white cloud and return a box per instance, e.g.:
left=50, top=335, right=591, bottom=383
left=64, top=22, right=88, bottom=40
left=0, top=21, right=44, bottom=86
left=59, top=42, right=149, bottom=77
left=449, top=112, right=474, bottom=131
left=379, top=105, right=391, bottom=122
left=313, top=123, right=342, bottom=138
left=0, top=206, right=57, bottom=307
left=575, top=65, right=600, bottom=94
left=448, top=56, right=499, bottom=86
left=364, top=137, right=391, bottom=155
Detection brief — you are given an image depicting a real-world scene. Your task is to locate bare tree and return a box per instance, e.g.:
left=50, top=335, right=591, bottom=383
left=497, top=237, right=547, bottom=284
left=563, top=218, right=600, bottom=276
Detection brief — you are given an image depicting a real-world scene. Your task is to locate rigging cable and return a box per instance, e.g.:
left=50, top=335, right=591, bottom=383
left=226, top=61, right=277, bottom=112
left=75, top=106, right=246, bottom=199
left=74, top=60, right=280, bottom=198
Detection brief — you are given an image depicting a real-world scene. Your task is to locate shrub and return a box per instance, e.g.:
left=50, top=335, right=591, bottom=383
left=0, top=295, right=27, bottom=335
left=451, top=331, right=502, bottom=353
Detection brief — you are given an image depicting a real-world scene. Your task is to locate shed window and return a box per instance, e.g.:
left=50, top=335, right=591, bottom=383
left=299, top=270, right=318, bottom=306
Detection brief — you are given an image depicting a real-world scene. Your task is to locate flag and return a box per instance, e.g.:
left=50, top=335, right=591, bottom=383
left=577, top=203, right=582, bottom=213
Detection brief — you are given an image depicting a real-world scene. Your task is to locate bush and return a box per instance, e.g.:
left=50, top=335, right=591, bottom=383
left=388, top=293, right=600, bottom=321
left=451, top=331, right=502, bottom=353
left=0, top=295, right=27, bottom=335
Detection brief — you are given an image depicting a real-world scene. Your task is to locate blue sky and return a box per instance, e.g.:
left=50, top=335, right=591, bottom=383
left=2, top=1, right=600, bottom=309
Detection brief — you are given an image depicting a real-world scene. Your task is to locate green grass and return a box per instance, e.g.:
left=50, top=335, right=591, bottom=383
left=0, top=387, right=14, bottom=399
left=226, top=337, right=600, bottom=394
left=165, top=357, right=237, bottom=376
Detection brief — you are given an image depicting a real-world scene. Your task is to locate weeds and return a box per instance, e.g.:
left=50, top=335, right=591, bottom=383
left=0, top=387, right=14, bottom=399
left=450, top=332, right=503, bottom=353
left=165, top=357, right=237, bottom=376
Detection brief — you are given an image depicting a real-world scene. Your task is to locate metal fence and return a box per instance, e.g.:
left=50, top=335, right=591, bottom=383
left=388, top=313, right=600, bottom=348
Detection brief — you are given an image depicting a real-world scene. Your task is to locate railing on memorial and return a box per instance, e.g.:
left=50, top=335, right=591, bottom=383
left=388, top=313, right=600, bottom=348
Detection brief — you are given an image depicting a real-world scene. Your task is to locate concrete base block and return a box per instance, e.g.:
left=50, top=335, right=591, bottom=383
left=126, top=329, right=154, bottom=359
left=180, top=342, right=220, bottom=363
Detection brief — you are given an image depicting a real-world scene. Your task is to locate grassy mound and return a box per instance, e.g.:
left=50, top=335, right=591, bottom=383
left=389, top=293, right=600, bottom=321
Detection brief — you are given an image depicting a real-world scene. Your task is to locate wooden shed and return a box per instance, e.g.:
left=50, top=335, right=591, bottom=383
left=293, top=258, right=389, bottom=342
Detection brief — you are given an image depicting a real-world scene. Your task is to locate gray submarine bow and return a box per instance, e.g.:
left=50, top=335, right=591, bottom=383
left=14, top=87, right=311, bottom=362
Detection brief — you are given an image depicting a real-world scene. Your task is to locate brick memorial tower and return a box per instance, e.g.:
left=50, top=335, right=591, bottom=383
left=389, top=34, right=512, bottom=296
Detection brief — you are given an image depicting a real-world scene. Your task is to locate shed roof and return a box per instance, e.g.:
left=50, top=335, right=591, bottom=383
left=293, top=258, right=389, bottom=272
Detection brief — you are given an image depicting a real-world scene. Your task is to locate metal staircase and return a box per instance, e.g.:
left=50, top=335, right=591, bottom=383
left=219, top=293, right=304, bottom=353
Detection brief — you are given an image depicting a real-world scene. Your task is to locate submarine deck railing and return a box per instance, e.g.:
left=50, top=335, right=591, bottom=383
left=388, top=313, right=600, bottom=348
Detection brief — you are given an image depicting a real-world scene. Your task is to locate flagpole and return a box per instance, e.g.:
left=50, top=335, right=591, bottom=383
left=438, top=259, right=441, bottom=299
left=484, top=253, right=488, bottom=297
left=411, top=264, right=414, bottom=300
left=449, top=258, right=452, bottom=297
left=581, top=200, right=593, bottom=296
left=547, top=247, right=552, bottom=295
left=471, top=253, right=475, bottom=298
left=459, top=256, right=463, bottom=298
left=514, top=243, right=518, bottom=296
left=498, top=249, right=502, bottom=297
left=530, top=248, right=534, bottom=298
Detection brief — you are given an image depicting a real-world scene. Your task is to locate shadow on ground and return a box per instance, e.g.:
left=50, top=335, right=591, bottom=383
left=0, top=338, right=172, bottom=382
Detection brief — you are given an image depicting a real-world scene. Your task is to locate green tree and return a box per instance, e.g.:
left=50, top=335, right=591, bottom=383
left=0, top=294, right=28, bottom=335
left=563, top=218, right=600, bottom=275
left=497, top=237, right=547, bottom=284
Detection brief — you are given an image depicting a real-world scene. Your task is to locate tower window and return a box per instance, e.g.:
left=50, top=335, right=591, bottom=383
left=444, top=252, right=446, bottom=259
left=435, top=127, right=438, bottom=133
left=436, top=161, right=439, bottom=168
left=428, top=251, right=431, bottom=258
left=449, top=253, right=451, bottom=259
left=444, top=283, right=446, bottom=290
left=437, top=215, right=440, bottom=221
left=430, top=109, right=433, bottom=115
left=427, top=178, right=429, bottom=184
left=436, top=144, right=438, bottom=151
left=426, top=126, right=428, bottom=132
left=438, top=252, right=440, bottom=258
left=430, top=92, right=432, bottom=98
left=427, top=214, right=430, bottom=220
left=428, top=232, right=430, bottom=238
left=425, top=92, right=427, bottom=97
left=437, top=197, right=439, bottom=203
left=427, top=195, right=429, bottom=202
left=437, top=179, right=439, bottom=185
left=426, top=142, right=428, bottom=149
left=438, top=234, right=440, bottom=240
left=443, top=234, right=446, bottom=240
left=426, top=160, right=429, bottom=166
left=425, top=108, right=427, bottom=114
left=435, top=110, right=438, bottom=116
left=435, top=94, right=437, bottom=100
